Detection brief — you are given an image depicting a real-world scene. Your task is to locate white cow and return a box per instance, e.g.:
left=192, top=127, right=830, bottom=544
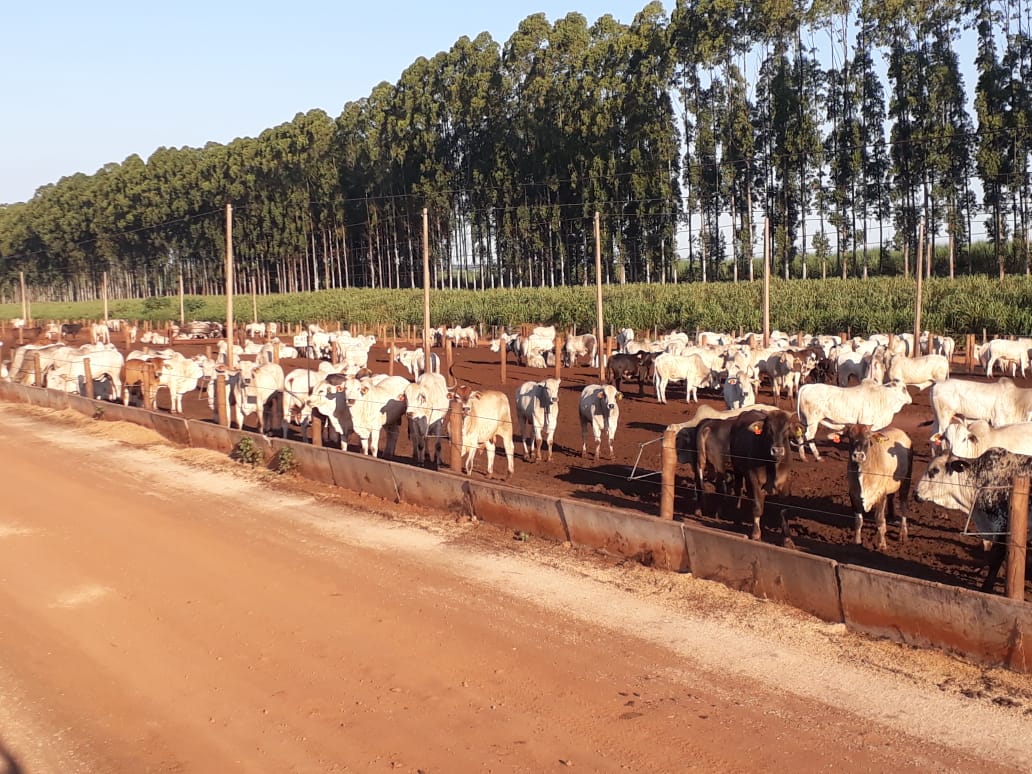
left=45, top=345, right=124, bottom=399
left=231, top=362, right=285, bottom=434
left=515, top=377, right=561, bottom=462
left=886, top=353, right=950, bottom=390
left=796, top=379, right=912, bottom=460
left=982, top=338, right=1032, bottom=378
left=403, top=372, right=450, bottom=467
left=91, top=322, right=111, bottom=345
left=453, top=389, right=515, bottom=478
left=935, top=418, right=1032, bottom=459
left=562, top=334, right=598, bottom=368
left=653, top=352, right=715, bottom=404
left=928, top=377, right=1032, bottom=435
left=343, top=375, right=410, bottom=457
left=280, top=367, right=325, bottom=436
left=153, top=354, right=205, bottom=413
left=578, top=383, right=621, bottom=460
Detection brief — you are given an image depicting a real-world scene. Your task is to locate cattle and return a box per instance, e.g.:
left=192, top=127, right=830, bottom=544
left=279, top=367, right=324, bottom=437
left=303, top=372, right=354, bottom=444
left=446, top=326, right=478, bottom=348
left=796, top=379, right=912, bottom=460
left=91, top=322, right=111, bottom=345
left=515, top=377, right=561, bottom=462
left=518, top=333, right=555, bottom=368
left=342, top=374, right=410, bottom=457
left=122, top=354, right=160, bottom=407
left=489, top=333, right=523, bottom=366
left=606, top=351, right=654, bottom=396
left=60, top=322, right=83, bottom=339
left=562, top=334, right=598, bottom=368
left=928, top=377, right=1032, bottom=435
left=44, top=322, right=61, bottom=341
left=392, top=346, right=439, bottom=379
left=934, top=418, right=1032, bottom=459
left=44, top=345, right=124, bottom=399
left=245, top=322, right=267, bottom=339
left=450, top=388, right=515, bottom=478
left=232, top=362, right=285, bottom=435
left=152, top=354, right=206, bottom=413
left=983, top=338, right=1032, bottom=378
left=695, top=409, right=802, bottom=543
left=404, top=372, right=450, bottom=467
left=616, top=328, right=636, bottom=353
left=829, top=424, right=913, bottom=549
left=140, top=330, right=169, bottom=345
left=886, top=353, right=949, bottom=390
left=653, top=352, right=716, bottom=404
left=722, top=373, right=756, bottom=410
left=578, top=383, right=621, bottom=460
left=916, top=448, right=1032, bottom=592
left=8, top=343, right=65, bottom=385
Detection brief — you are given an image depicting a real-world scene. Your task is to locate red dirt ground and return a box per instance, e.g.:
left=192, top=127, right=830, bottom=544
left=4, top=326, right=1029, bottom=600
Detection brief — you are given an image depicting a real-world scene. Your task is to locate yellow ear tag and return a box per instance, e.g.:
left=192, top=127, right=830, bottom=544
left=830, top=433, right=840, bottom=443
left=750, top=422, right=763, bottom=435
left=874, top=434, right=887, bottom=444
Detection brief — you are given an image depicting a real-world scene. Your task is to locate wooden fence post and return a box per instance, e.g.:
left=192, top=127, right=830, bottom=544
left=500, top=338, right=507, bottom=385
left=1007, top=475, right=1029, bottom=600
left=33, top=351, right=42, bottom=387
left=660, top=426, right=678, bottom=520
left=445, top=336, right=454, bottom=371
left=83, top=358, right=94, bottom=400
left=215, top=374, right=228, bottom=427
left=142, top=362, right=153, bottom=410
left=966, top=333, right=976, bottom=374
left=388, top=341, right=395, bottom=376
left=554, top=334, right=564, bottom=380
left=311, top=414, right=323, bottom=448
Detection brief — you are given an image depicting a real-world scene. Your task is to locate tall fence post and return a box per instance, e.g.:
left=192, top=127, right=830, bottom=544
left=966, top=333, right=976, bottom=374
left=1007, top=475, right=1029, bottom=600
left=388, top=341, right=395, bottom=376
left=499, top=338, right=507, bottom=385
left=449, top=397, right=465, bottom=473
left=554, top=334, right=564, bottom=380
left=83, top=358, right=94, bottom=400
left=33, top=351, right=42, bottom=387
left=660, top=426, right=678, bottom=520
left=215, top=374, right=228, bottom=427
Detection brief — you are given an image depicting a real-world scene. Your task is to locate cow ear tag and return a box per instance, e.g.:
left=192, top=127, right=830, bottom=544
left=829, top=433, right=841, bottom=443
left=873, top=433, right=887, bottom=444
left=750, top=422, right=763, bottom=435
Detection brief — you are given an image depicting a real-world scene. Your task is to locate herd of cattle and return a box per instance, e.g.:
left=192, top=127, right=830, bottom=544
left=4, top=320, right=1032, bottom=593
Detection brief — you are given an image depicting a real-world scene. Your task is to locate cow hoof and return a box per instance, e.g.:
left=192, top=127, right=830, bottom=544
left=782, top=537, right=795, bottom=550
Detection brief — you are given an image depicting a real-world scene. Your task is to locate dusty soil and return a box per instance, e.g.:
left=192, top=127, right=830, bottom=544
left=3, top=327, right=1029, bottom=600
left=3, top=402, right=1032, bottom=773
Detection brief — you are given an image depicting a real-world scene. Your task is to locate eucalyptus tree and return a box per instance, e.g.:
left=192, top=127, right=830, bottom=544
left=973, top=0, right=1012, bottom=277
left=597, top=2, right=681, bottom=284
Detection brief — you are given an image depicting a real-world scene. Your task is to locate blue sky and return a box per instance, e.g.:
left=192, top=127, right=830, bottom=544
left=0, top=1, right=658, bottom=205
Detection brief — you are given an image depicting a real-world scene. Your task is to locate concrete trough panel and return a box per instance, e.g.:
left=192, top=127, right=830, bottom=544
left=560, top=500, right=689, bottom=572
left=186, top=420, right=237, bottom=455
left=148, top=412, right=192, bottom=446
left=31, top=388, right=69, bottom=412
left=838, top=564, right=1032, bottom=672
left=391, top=465, right=473, bottom=516
left=327, top=451, right=401, bottom=502
left=0, top=382, right=29, bottom=403
left=268, top=438, right=336, bottom=486
left=685, top=524, right=843, bottom=622
left=65, top=394, right=98, bottom=418
left=94, top=402, right=134, bottom=424
left=466, top=481, right=568, bottom=541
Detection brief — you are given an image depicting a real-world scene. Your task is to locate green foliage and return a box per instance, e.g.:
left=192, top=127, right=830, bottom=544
left=231, top=436, right=263, bottom=467
left=272, top=446, right=299, bottom=476
left=7, top=276, right=1032, bottom=337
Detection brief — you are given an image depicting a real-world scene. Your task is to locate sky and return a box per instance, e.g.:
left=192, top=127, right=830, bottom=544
left=0, top=0, right=660, bottom=206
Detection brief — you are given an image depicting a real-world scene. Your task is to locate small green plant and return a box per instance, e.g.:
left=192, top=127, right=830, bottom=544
left=272, top=446, right=299, bottom=475
left=231, top=436, right=263, bottom=466
left=92, top=405, right=105, bottom=420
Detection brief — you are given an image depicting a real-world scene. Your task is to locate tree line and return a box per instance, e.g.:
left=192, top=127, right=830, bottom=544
left=1, top=0, right=1030, bottom=304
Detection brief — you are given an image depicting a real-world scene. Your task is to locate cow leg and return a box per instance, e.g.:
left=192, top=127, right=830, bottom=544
left=503, top=436, right=515, bottom=480
left=484, top=441, right=496, bottom=477
left=873, top=501, right=888, bottom=551
left=982, top=542, right=1008, bottom=593
left=853, top=512, right=865, bottom=545
left=384, top=423, right=400, bottom=458
left=749, top=476, right=764, bottom=541
left=778, top=509, right=795, bottom=548
left=532, top=431, right=542, bottom=463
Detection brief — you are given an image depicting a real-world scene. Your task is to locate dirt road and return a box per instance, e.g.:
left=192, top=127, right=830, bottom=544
left=0, top=403, right=1030, bottom=773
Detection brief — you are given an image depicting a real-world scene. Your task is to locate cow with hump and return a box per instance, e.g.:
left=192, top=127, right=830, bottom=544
left=829, top=423, right=913, bottom=550
left=446, top=369, right=515, bottom=479
left=515, top=377, right=561, bottom=462
left=795, top=378, right=911, bottom=460
left=916, top=447, right=1032, bottom=593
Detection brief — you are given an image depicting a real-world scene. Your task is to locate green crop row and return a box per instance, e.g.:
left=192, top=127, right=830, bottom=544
left=4, top=276, right=1032, bottom=337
